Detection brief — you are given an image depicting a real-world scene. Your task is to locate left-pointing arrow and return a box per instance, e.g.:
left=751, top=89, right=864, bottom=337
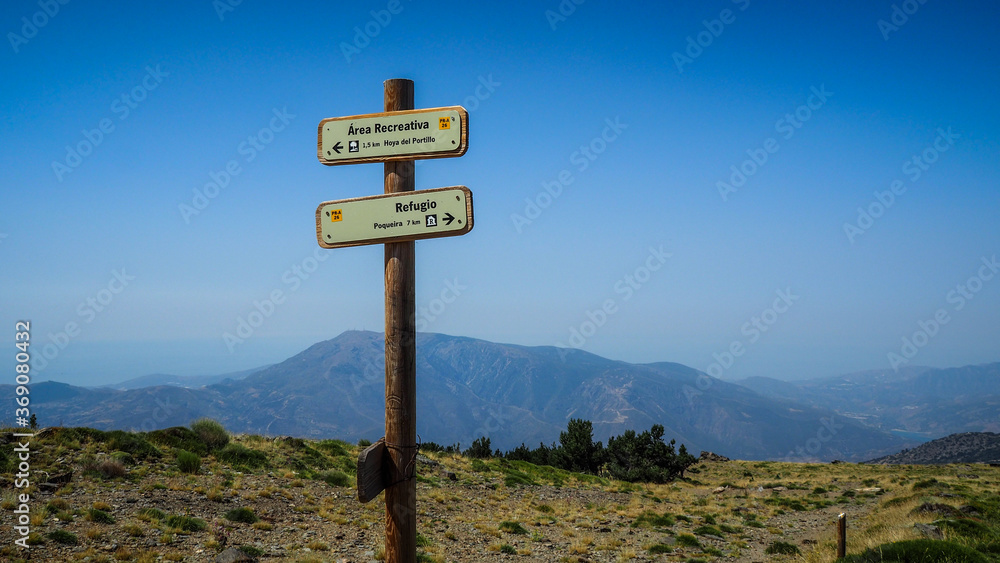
left=332, top=141, right=343, bottom=154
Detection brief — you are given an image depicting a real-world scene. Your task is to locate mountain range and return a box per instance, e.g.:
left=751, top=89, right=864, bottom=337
left=16, top=331, right=999, bottom=462
left=735, top=363, right=1000, bottom=441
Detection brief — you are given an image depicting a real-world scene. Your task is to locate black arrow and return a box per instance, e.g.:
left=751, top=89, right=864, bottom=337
left=332, top=141, right=343, bottom=154
left=443, top=212, right=455, bottom=226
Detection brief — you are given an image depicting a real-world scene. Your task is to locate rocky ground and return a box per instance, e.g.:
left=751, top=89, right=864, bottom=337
left=1, top=428, right=997, bottom=562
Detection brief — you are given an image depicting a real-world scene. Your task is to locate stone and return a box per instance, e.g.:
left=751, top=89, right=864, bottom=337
left=914, top=523, right=943, bottom=540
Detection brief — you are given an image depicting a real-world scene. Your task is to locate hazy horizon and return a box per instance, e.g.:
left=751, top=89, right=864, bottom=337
left=3, top=1, right=998, bottom=388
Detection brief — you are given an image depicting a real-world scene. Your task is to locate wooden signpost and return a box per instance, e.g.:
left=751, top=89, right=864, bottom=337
left=316, top=79, right=472, bottom=563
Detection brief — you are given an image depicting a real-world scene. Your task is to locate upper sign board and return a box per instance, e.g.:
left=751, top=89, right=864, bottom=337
left=318, top=106, right=468, bottom=166
left=316, top=186, right=473, bottom=249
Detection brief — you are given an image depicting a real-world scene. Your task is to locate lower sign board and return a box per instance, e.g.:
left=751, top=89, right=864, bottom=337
left=316, top=186, right=473, bottom=249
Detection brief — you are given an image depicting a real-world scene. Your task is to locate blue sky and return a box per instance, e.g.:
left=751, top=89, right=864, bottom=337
left=1, top=0, right=998, bottom=386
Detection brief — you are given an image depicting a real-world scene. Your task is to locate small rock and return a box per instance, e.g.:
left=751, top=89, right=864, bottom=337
left=912, top=503, right=959, bottom=517
left=957, top=474, right=979, bottom=479
left=712, top=486, right=728, bottom=494
left=959, top=505, right=982, bottom=516
left=914, top=523, right=943, bottom=540
left=699, top=451, right=731, bottom=462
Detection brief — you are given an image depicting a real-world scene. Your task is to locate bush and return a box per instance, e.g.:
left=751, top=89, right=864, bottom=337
left=842, top=539, right=988, bottom=562
left=319, top=470, right=350, bottom=487
left=239, top=546, right=264, bottom=557
left=499, top=521, right=528, bottom=535
left=500, top=544, right=516, bottom=554
left=137, top=508, right=166, bottom=521
left=216, top=444, right=267, bottom=469
left=190, top=419, right=230, bottom=451
left=46, top=530, right=78, bottom=545
left=632, top=511, right=675, bottom=528
left=648, top=543, right=673, bottom=554
left=765, top=541, right=801, bottom=555
left=675, top=534, right=700, bottom=547
left=83, top=459, right=128, bottom=480
left=224, top=507, right=259, bottom=524
left=106, top=431, right=160, bottom=460
left=164, top=514, right=206, bottom=532
left=147, top=426, right=209, bottom=456
left=176, top=449, right=201, bottom=474
left=86, top=508, right=115, bottom=524
left=110, top=451, right=136, bottom=466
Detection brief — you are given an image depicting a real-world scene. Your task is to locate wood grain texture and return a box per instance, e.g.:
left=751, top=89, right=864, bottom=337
left=356, top=439, right=387, bottom=503
left=382, top=77, right=417, bottom=563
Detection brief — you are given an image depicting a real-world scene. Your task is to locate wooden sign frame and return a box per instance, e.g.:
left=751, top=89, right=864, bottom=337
left=315, top=186, right=474, bottom=249
left=317, top=106, right=469, bottom=166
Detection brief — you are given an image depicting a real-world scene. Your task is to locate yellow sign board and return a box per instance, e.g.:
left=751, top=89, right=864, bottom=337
left=318, top=106, right=468, bottom=166
left=316, top=186, right=473, bottom=249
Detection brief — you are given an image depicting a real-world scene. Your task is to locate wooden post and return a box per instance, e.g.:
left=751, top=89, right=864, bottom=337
left=837, top=513, right=847, bottom=559
left=383, top=78, right=417, bottom=563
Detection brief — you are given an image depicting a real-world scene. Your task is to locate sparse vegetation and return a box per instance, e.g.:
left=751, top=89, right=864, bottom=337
left=7, top=422, right=1000, bottom=562
left=189, top=418, right=230, bottom=451
left=175, top=448, right=201, bottom=474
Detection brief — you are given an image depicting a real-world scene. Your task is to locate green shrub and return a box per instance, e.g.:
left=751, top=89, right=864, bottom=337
left=648, top=543, right=673, bottom=554
left=224, top=507, right=259, bottom=524
left=693, top=525, right=723, bottom=537
left=319, top=470, right=350, bottom=487
left=912, top=478, right=939, bottom=490
left=86, top=508, right=115, bottom=524
left=216, top=443, right=267, bottom=469
left=632, top=510, right=675, bottom=528
left=358, top=438, right=372, bottom=447
left=176, top=449, right=201, bottom=474
left=499, top=521, right=528, bottom=535
left=536, top=504, right=554, bottom=514
left=106, top=431, right=160, bottom=460
left=190, top=418, right=230, bottom=451
left=110, top=451, right=136, bottom=466
left=675, top=533, right=700, bottom=547
left=46, top=530, right=78, bottom=545
left=842, top=539, right=988, bottom=562
left=500, top=544, right=516, bottom=554
left=503, top=472, right=536, bottom=487
left=147, top=426, right=209, bottom=456
left=416, top=534, right=432, bottom=547
left=239, top=546, right=264, bottom=557
left=137, top=508, right=166, bottom=521
left=165, top=514, right=206, bottom=532
left=765, top=541, right=801, bottom=555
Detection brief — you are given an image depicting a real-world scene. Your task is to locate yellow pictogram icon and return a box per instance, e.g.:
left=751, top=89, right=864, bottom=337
left=438, top=117, right=450, bottom=130
left=330, top=209, right=343, bottom=222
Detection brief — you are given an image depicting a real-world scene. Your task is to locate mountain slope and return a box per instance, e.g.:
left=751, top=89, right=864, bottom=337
left=736, top=363, right=1000, bottom=439
left=17, top=331, right=910, bottom=461
left=867, top=432, right=1000, bottom=464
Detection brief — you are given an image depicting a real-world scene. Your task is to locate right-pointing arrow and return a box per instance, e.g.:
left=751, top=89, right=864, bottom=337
left=443, top=212, right=455, bottom=226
